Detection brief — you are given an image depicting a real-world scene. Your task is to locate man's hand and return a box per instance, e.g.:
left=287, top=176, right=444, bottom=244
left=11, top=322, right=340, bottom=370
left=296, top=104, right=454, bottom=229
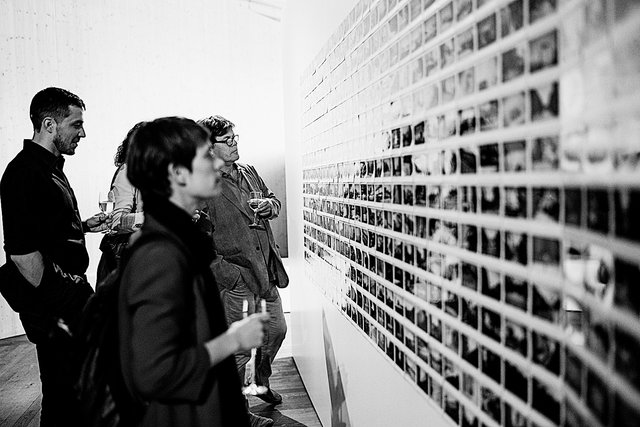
left=256, top=200, right=273, bottom=219
left=85, top=212, right=108, bottom=232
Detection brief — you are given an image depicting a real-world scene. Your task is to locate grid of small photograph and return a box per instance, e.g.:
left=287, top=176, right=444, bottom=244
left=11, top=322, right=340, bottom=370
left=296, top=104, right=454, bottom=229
left=300, top=0, right=640, bottom=426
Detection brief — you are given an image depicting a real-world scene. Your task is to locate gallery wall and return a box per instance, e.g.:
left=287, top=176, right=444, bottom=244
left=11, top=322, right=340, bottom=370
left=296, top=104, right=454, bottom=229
left=291, top=0, right=640, bottom=426
left=0, top=0, right=286, bottom=339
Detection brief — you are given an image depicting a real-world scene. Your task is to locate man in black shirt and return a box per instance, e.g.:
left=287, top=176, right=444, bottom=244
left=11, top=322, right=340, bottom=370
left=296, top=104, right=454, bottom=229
left=0, top=87, right=107, bottom=427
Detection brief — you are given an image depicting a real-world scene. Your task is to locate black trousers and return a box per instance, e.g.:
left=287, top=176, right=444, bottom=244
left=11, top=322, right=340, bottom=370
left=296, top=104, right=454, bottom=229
left=35, top=338, right=82, bottom=427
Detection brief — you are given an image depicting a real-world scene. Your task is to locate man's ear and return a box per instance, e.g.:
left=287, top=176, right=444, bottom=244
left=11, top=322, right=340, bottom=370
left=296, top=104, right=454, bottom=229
left=41, top=117, right=56, bottom=134
left=168, top=163, right=188, bottom=187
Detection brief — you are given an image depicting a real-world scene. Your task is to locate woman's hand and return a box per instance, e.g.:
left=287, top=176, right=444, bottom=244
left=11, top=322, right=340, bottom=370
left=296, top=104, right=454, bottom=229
left=227, top=312, right=269, bottom=351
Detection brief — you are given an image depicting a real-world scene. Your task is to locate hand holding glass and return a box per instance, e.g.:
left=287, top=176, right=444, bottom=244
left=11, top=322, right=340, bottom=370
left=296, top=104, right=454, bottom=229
left=247, top=191, right=265, bottom=230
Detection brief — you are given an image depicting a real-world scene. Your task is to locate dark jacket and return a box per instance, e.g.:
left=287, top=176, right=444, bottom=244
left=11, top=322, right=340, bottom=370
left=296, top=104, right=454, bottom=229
left=118, top=196, right=249, bottom=427
left=204, top=163, right=288, bottom=297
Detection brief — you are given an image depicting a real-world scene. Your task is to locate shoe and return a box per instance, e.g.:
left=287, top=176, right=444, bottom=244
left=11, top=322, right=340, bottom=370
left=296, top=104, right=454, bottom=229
left=256, top=388, right=283, bottom=405
left=249, top=412, right=274, bottom=427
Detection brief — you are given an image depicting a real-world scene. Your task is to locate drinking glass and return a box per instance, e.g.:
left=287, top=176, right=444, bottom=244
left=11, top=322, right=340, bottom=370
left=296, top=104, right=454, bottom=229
left=247, top=190, right=265, bottom=230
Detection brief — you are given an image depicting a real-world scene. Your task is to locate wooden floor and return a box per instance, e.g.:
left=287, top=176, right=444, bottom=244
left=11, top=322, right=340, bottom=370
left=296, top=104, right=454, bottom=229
left=0, top=334, right=321, bottom=427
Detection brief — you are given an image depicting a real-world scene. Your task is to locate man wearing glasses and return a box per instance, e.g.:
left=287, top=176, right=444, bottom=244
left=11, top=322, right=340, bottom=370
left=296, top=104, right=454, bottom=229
left=198, top=115, right=288, bottom=427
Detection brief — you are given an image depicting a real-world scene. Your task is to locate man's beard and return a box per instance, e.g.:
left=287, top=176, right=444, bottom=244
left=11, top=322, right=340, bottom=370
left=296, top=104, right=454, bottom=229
left=53, top=133, right=76, bottom=155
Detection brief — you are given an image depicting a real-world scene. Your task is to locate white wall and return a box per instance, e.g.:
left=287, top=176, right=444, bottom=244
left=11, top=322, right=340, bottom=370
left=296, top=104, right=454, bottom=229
left=282, top=1, right=450, bottom=426
left=0, top=0, right=286, bottom=338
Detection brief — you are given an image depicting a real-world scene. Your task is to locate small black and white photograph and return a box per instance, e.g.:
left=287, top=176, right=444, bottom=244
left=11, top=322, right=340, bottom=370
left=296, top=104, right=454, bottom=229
left=529, top=0, right=556, bottom=23
left=424, top=83, right=439, bottom=109
left=532, top=136, right=559, bottom=170
left=533, top=236, right=560, bottom=267
left=479, top=99, right=499, bottom=131
left=476, top=56, right=498, bottom=91
left=530, top=81, right=558, bottom=121
left=505, top=319, right=528, bottom=356
left=440, top=38, right=455, bottom=69
left=565, top=348, right=583, bottom=396
left=395, top=345, right=405, bottom=370
left=456, top=26, right=475, bottom=59
left=462, top=298, right=479, bottom=331
left=533, top=331, right=560, bottom=374
left=442, top=186, right=458, bottom=211
left=444, top=289, right=459, bottom=318
left=462, top=372, right=477, bottom=403
left=481, top=186, right=500, bottom=215
left=564, top=187, right=582, bottom=226
left=430, top=314, right=443, bottom=342
left=587, top=188, right=609, bottom=234
left=403, top=185, right=414, bottom=205
left=481, top=347, right=502, bottom=384
left=533, top=187, right=560, bottom=222
left=423, top=15, right=437, bottom=44
left=424, top=48, right=439, bottom=76
left=461, top=406, right=479, bottom=427
left=417, top=216, right=428, bottom=239
left=480, top=143, right=500, bottom=172
left=462, top=335, right=479, bottom=368
left=586, top=314, right=610, bottom=362
left=429, top=282, right=443, bottom=309
left=505, top=231, right=527, bottom=264
left=458, top=67, right=475, bottom=97
left=415, top=184, right=427, bottom=206
left=481, top=386, right=501, bottom=422
left=461, top=186, right=477, bottom=212
left=532, top=378, right=560, bottom=424
left=411, top=25, right=423, bottom=54
left=503, top=139, right=526, bottom=172
left=430, top=380, right=443, bottom=407
left=482, top=267, right=502, bottom=300
left=530, top=29, right=557, bottom=73
left=404, top=357, right=417, bottom=382
left=439, top=2, right=454, bottom=32
left=532, top=283, right=561, bottom=322
left=441, top=74, right=456, bottom=103
left=428, top=184, right=441, bottom=208
left=460, top=147, right=477, bottom=174
left=614, top=327, right=640, bottom=389
left=402, top=125, right=413, bottom=147
left=503, top=92, right=526, bottom=127
left=613, top=258, right=640, bottom=316
left=504, top=186, right=527, bottom=218
left=417, top=367, right=430, bottom=394
left=482, top=307, right=502, bottom=343
left=391, top=128, right=402, bottom=149
left=505, top=275, right=528, bottom=311
left=417, top=336, right=430, bottom=363
left=615, top=188, right=640, bottom=242
left=444, top=358, right=461, bottom=389
left=502, top=45, right=526, bottom=82
left=439, top=112, right=457, bottom=139
left=456, top=0, right=473, bottom=21
left=459, top=106, right=476, bottom=135
left=501, top=0, right=524, bottom=37
left=443, top=149, right=458, bottom=175
left=414, top=121, right=425, bottom=145
left=392, top=156, right=402, bottom=177
left=417, top=308, right=429, bottom=332
left=430, top=347, right=443, bottom=375
left=477, top=13, right=496, bottom=49
left=445, top=322, right=460, bottom=352
left=394, top=319, right=405, bottom=343
left=404, top=213, right=415, bottom=236
left=586, top=370, right=609, bottom=425
left=504, top=361, right=528, bottom=402
left=462, top=262, right=479, bottom=290
left=397, top=3, right=410, bottom=31
left=461, top=224, right=478, bottom=253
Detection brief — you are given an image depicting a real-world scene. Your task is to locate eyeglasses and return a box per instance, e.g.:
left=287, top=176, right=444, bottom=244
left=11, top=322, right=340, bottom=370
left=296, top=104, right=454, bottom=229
left=213, top=134, right=239, bottom=147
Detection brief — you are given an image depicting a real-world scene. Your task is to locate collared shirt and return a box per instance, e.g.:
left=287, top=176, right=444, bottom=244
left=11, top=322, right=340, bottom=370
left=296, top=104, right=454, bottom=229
left=1, top=140, right=89, bottom=275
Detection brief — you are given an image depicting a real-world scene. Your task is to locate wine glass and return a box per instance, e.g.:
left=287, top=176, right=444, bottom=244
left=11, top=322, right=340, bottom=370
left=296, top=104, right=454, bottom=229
left=242, top=299, right=268, bottom=397
left=247, top=190, right=265, bottom=230
left=98, top=190, right=115, bottom=234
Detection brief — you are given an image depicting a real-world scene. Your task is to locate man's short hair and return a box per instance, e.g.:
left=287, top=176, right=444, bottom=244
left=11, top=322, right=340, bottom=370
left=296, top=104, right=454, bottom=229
left=197, top=115, right=235, bottom=138
left=29, top=87, right=86, bottom=131
left=126, top=117, right=210, bottom=199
